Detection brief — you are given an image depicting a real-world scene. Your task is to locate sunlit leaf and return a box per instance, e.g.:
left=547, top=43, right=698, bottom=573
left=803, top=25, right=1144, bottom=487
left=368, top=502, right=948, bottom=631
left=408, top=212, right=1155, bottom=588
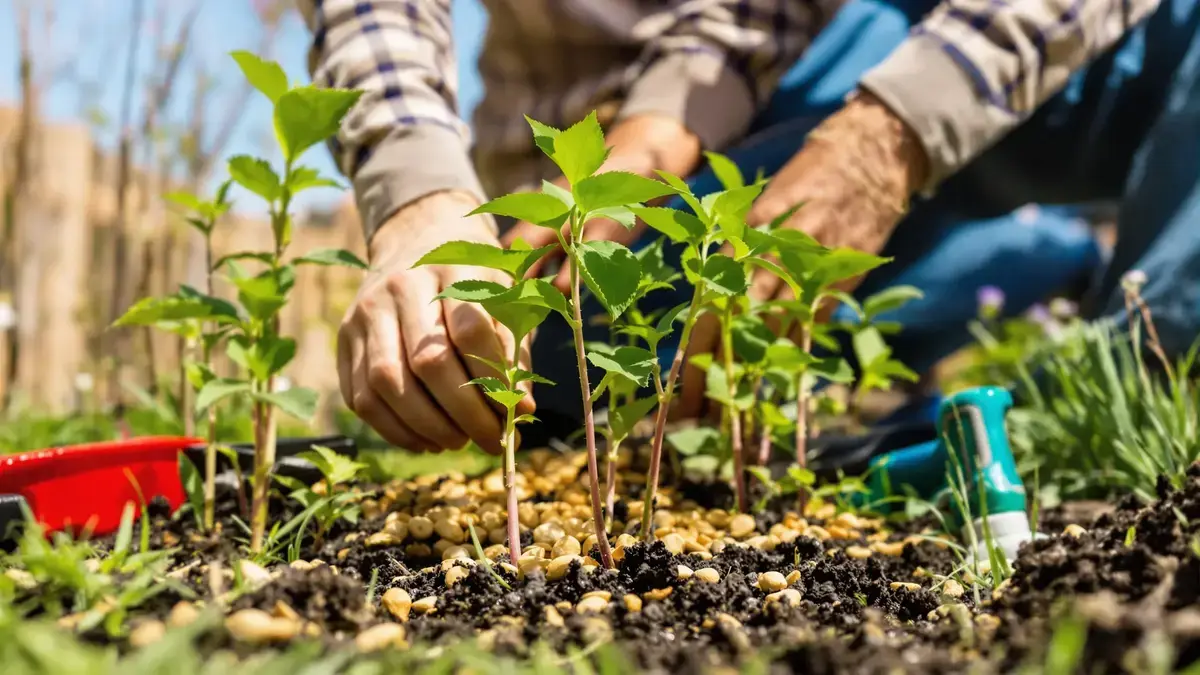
left=414, top=240, right=555, bottom=280
left=230, top=50, right=288, bottom=103
left=577, top=240, right=641, bottom=319
left=630, top=206, right=705, bottom=243
left=587, top=346, right=657, bottom=387
left=468, top=192, right=571, bottom=226
left=573, top=172, right=675, bottom=213
left=295, top=248, right=369, bottom=270
left=552, top=111, right=608, bottom=186
left=274, top=86, right=364, bottom=161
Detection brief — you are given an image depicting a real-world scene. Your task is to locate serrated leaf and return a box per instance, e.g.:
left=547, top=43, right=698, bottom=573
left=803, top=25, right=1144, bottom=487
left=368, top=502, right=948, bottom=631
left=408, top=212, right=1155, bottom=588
left=654, top=170, right=708, bottom=226
left=814, top=247, right=891, bottom=286
left=227, top=333, right=297, bottom=381
left=436, top=280, right=509, bottom=303
left=711, top=184, right=765, bottom=240
left=469, top=376, right=526, bottom=409
left=113, top=290, right=239, bottom=327
left=196, top=378, right=250, bottom=412
left=512, top=368, right=554, bottom=386
left=515, top=413, right=539, bottom=425
left=254, top=387, right=319, bottom=421
left=295, top=248, right=369, bottom=270
left=274, top=86, right=364, bottom=162
left=699, top=254, right=747, bottom=296
left=288, top=165, right=343, bottom=192
left=587, top=346, right=656, bottom=387
left=297, top=445, right=365, bottom=486
left=526, top=116, right=562, bottom=158
left=591, top=205, right=636, bottom=229
left=552, top=111, right=608, bottom=185
left=810, top=357, right=855, bottom=384
left=231, top=50, right=288, bottom=103
left=863, top=285, right=924, bottom=319
left=731, top=316, right=774, bottom=364
left=655, top=302, right=690, bottom=335
left=630, top=206, right=705, bottom=243
left=705, top=151, right=745, bottom=190
left=573, top=172, right=675, bottom=213
left=414, top=240, right=555, bottom=280
left=576, top=240, right=641, bottom=319
left=610, top=395, right=659, bottom=441
left=468, top=192, right=571, bottom=226
left=766, top=339, right=815, bottom=372
left=667, top=426, right=722, bottom=457
left=230, top=268, right=293, bottom=320
left=541, top=180, right=574, bottom=208
left=228, top=155, right=281, bottom=201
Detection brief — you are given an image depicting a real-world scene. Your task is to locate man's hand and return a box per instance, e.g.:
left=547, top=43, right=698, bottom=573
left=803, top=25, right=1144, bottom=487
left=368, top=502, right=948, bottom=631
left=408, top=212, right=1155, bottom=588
left=676, top=92, right=930, bottom=419
left=338, top=190, right=534, bottom=454
left=500, top=113, right=701, bottom=291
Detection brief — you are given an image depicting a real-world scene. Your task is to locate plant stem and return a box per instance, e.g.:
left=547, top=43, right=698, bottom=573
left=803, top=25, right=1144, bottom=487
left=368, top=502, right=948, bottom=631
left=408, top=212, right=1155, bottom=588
left=249, top=375, right=277, bottom=553
left=794, top=325, right=813, bottom=469
left=641, top=283, right=704, bottom=541
left=568, top=248, right=614, bottom=569
left=721, top=303, right=748, bottom=513
left=757, top=423, right=773, bottom=466
left=180, top=340, right=196, bottom=438
left=604, top=387, right=620, bottom=532
left=502, top=403, right=520, bottom=566
left=202, top=232, right=217, bottom=531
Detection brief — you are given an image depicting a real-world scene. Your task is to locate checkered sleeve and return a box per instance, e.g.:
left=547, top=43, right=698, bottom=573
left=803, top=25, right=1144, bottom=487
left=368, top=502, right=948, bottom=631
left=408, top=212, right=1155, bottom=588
left=859, top=0, right=1162, bottom=190
left=299, top=0, right=486, bottom=241
left=617, top=0, right=824, bottom=152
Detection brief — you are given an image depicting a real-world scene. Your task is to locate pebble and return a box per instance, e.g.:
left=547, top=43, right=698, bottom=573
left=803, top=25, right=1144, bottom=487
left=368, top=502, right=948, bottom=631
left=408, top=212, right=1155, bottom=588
left=445, top=566, right=470, bottom=587
left=408, top=516, right=434, bottom=540
left=765, top=588, right=802, bottom=607
left=167, top=601, right=199, bottom=628
left=694, top=568, right=721, bottom=584
left=355, top=623, right=407, bottom=652
left=942, top=579, right=965, bottom=598
left=237, top=560, right=272, bottom=588
left=129, top=620, right=166, bottom=647
left=661, top=533, right=686, bottom=555
left=729, top=514, right=756, bottom=538
left=786, top=570, right=802, bottom=586
left=676, top=565, right=694, bottom=581
left=544, top=606, right=565, bottom=627
left=845, top=546, right=873, bottom=559
left=576, top=596, right=609, bottom=614
left=434, top=519, right=465, bottom=544
left=412, top=596, right=437, bottom=614
left=890, top=582, right=921, bottom=592
left=805, top=525, right=831, bottom=541
left=582, top=590, right=612, bottom=602
left=1063, top=523, right=1087, bottom=538
left=623, top=594, right=643, bottom=612
left=442, top=545, right=471, bottom=561
left=547, top=555, right=582, bottom=581
left=4, top=569, right=35, bottom=590
left=552, top=536, right=582, bottom=558
left=758, top=571, right=788, bottom=592
left=643, top=587, right=673, bottom=601
left=871, top=541, right=907, bottom=556
left=975, top=614, right=1001, bottom=630
left=225, top=609, right=298, bottom=643
left=533, top=522, right=566, bottom=544
left=366, top=532, right=400, bottom=548
left=382, top=588, right=412, bottom=622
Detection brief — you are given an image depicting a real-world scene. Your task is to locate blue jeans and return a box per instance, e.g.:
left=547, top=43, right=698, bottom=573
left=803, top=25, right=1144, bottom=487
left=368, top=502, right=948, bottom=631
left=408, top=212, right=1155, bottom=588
left=526, top=0, right=1200, bottom=441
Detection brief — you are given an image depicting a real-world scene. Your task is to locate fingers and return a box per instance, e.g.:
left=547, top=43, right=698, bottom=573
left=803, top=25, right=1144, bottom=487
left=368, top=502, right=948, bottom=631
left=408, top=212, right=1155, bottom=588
left=393, top=272, right=508, bottom=455
left=502, top=220, right=564, bottom=280
left=674, top=310, right=720, bottom=421
left=339, top=305, right=437, bottom=452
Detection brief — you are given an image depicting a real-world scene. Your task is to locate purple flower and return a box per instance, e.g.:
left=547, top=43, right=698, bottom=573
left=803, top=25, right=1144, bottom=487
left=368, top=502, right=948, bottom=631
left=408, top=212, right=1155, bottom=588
left=977, top=285, right=1005, bottom=320
left=1026, top=303, right=1052, bottom=325
left=1049, top=298, right=1078, bottom=320
left=1121, top=269, right=1147, bottom=293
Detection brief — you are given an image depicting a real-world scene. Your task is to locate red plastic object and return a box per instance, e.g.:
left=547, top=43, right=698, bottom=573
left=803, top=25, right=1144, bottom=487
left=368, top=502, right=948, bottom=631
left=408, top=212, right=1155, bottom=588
left=0, top=436, right=201, bottom=537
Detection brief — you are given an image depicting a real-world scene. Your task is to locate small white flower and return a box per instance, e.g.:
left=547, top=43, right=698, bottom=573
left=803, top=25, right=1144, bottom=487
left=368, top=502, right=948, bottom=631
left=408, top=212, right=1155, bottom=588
left=74, top=372, right=95, bottom=393
left=275, top=376, right=293, bottom=392
left=1121, top=269, right=1147, bottom=292
left=0, top=302, right=15, bottom=331
left=1049, top=298, right=1078, bottom=319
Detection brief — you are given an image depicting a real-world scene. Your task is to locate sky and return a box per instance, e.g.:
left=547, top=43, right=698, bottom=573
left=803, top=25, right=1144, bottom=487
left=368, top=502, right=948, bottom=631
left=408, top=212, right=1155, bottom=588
left=0, top=0, right=489, bottom=213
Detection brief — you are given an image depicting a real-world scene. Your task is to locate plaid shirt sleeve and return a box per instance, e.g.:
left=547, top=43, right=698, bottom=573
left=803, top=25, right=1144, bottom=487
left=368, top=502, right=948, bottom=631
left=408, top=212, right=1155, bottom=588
left=617, top=0, right=828, bottom=152
left=299, top=0, right=486, bottom=241
left=859, top=0, right=1162, bottom=189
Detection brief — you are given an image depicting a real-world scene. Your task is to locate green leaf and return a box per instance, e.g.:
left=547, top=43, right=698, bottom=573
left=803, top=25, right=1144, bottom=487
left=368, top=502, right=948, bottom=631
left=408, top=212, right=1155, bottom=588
left=468, top=377, right=525, bottom=409
left=573, top=172, right=675, bottom=213
left=541, top=180, right=575, bottom=208
left=294, top=248, right=369, bottom=270
left=630, top=206, right=705, bottom=243
left=813, top=248, right=891, bottom=286
left=113, top=290, right=239, bottom=327
left=731, top=316, right=774, bottom=364
left=254, top=386, right=320, bottom=421
left=705, top=151, right=745, bottom=190
left=184, top=362, right=216, bottom=391
left=227, top=334, right=297, bottom=381
left=590, top=205, right=636, bottom=229
left=414, top=240, right=555, bottom=280
left=512, top=368, right=554, bottom=386
left=852, top=326, right=890, bottom=367
left=786, top=466, right=817, bottom=487
left=288, top=166, right=343, bottom=192
left=526, top=116, right=562, bottom=158
left=212, top=251, right=274, bottom=271
left=810, top=357, right=855, bottom=384
left=863, top=285, right=924, bottom=319
left=468, top=192, right=571, bottom=226
left=274, top=86, right=364, bottom=162
left=297, top=445, right=366, bottom=486
left=655, top=302, right=690, bottom=335
left=436, top=279, right=509, bottom=303
left=667, top=427, right=722, bottom=456
left=587, top=346, right=657, bottom=387
left=654, top=171, right=709, bottom=227
left=230, top=268, right=293, bottom=320
left=766, top=339, right=815, bottom=372
left=610, top=396, right=659, bottom=441
left=228, top=155, right=281, bottom=202
left=552, top=111, right=608, bottom=185
left=165, top=191, right=203, bottom=212
left=195, top=378, right=251, bottom=413
left=711, top=184, right=765, bottom=240
left=699, top=254, right=748, bottom=296
left=576, top=240, right=641, bottom=319
left=230, top=50, right=288, bottom=103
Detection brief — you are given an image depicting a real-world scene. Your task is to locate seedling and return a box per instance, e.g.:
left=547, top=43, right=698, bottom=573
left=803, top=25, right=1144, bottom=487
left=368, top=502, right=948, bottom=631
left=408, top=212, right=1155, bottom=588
left=274, top=445, right=367, bottom=549
left=117, top=52, right=367, bottom=552
left=417, top=112, right=677, bottom=567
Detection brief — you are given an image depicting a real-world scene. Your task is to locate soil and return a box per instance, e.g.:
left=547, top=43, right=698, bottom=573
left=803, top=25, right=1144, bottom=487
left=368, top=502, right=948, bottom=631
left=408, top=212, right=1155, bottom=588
left=12, top=451, right=1200, bottom=673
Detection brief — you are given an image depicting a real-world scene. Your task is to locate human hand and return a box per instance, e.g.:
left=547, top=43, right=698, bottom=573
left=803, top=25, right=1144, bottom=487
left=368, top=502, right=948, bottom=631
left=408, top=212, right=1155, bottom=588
left=338, top=190, right=534, bottom=454
left=676, top=92, right=929, bottom=419
left=501, top=113, right=701, bottom=292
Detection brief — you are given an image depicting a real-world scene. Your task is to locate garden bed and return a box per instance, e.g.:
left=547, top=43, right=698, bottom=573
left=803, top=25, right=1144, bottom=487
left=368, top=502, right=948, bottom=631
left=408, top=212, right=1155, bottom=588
left=7, top=446, right=1198, bottom=674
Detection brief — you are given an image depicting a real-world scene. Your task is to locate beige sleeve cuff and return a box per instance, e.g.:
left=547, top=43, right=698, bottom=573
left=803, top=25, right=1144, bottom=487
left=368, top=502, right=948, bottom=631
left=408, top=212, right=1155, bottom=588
left=353, top=123, right=488, bottom=242
left=858, top=35, right=1018, bottom=192
left=618, top=51, right=757, bottom=152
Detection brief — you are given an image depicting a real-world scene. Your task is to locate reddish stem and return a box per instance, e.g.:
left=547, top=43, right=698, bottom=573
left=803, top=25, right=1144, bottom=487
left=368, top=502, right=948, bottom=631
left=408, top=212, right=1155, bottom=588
left=757, top=424, right=773, bottom=466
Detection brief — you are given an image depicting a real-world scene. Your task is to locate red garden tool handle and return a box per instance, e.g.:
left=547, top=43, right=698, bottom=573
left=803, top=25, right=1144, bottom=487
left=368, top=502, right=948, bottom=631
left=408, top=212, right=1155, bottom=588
left=0, top=436, right=201, bottom=538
